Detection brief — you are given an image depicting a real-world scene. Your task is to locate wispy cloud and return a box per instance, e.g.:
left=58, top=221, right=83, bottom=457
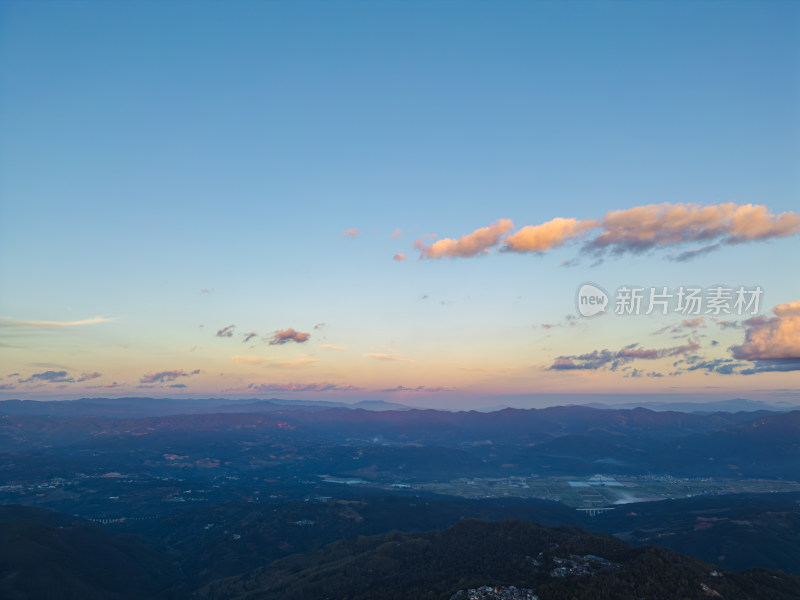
left=685, top=358, right=744, bottom=375
left=243, top=332, right=258, bottom=343
left=319, top=344, right=348, bottom=351
left=393, top=253, right=407, bottom=261
left=231, top=355, right=319, bottom=367
left=89, top=381, right=120, bottom=389
left=216, top=324, right=235, bottom=338
left=538, top=315, right=578, bottom=330
left=549, top=340, right=699, bottom=371
left=391, top=229, right=402, bottom=239
left=77, top=371, right=102, bottom=382
left=314, top=323, right=326, bottom=330
left=231, top=355, right=278, bottom=365
left=270, top=358, right=320, bottom=367
left=18, top=370, right=75, bottom=383
left=363, top=352, right=414, bottom=363
left=0, top=383, right=16, bottom=390
left=342, top=228, right=361, bottom=237
left=139, top=369, right=201, bottom=384
left=382, top=385, right=451, bottom=393
left=712, top=318, right=743, bottom=330
left=247, top=382, right=359, bottom=392
left=457, top=366, right=520, bottom=373
left=269, top=328, right=310, bottom=345
left=0, top=316, right=114, bottom=328
left=653, top=317, right=706, bottom=335
left=669, top=243, right=722, bottom=262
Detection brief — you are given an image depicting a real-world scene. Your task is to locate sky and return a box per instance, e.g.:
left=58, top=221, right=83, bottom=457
left=1, top=0, right=799, bottom=409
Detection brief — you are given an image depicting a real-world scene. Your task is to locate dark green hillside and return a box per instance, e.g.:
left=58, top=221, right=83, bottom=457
left=197, top=519, right=800, bottom=600
left=0, top=505, right=183, bottom=600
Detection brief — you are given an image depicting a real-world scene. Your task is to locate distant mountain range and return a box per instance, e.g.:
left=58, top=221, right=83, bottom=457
left=0, top=396, right=410, bottom=418
left=2, top=396, right=795, bottom=419
left=581, top=398, right=796, bottom=413
left=2, top=402, right=798, bottom=479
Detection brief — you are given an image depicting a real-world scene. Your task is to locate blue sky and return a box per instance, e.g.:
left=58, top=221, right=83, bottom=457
left=1, top=1, right=799, bottom=407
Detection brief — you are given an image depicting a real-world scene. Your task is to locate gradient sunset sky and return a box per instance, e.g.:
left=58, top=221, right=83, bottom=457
left=1, top=1, right=799, bottom=408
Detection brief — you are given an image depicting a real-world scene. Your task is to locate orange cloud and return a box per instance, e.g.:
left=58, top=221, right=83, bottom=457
left=415, top=219, right=513, bottom=258
left=732, top=300, right=800, bottom=361
left=393, top=253, right=407, bottom=261
left=342, top=228, right=361, bottom=237
left=503, top=217, right=596, bottom=253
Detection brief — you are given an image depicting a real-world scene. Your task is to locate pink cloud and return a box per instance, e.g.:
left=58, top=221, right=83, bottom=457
left=342, top=228, right=361, bottom=237
left=393, top=253, right=407, bottom=261
left=77, top=371, right=102, bottom=382
left=589, top=202, right=800, bottom=255
left=216, top=324, right=235, bottom=338
left=269, top=328, right=310, bottom=345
